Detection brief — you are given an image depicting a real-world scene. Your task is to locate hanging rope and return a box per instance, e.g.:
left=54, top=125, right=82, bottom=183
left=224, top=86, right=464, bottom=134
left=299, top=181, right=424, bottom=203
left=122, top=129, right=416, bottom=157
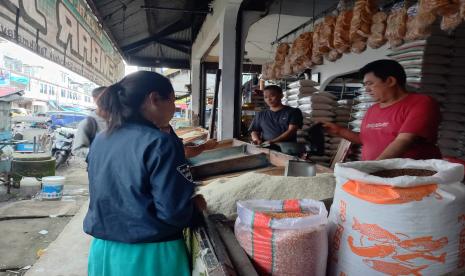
left=274, top=0, right=283, bottom=43
left=312, top=0, right=316, bottom=28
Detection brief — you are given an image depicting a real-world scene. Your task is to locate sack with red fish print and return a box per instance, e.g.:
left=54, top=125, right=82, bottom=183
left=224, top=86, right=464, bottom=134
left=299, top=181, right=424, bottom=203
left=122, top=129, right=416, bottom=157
left=328, top=158, right=465, bottom=276
left=234, top=199, right=328, bottom=276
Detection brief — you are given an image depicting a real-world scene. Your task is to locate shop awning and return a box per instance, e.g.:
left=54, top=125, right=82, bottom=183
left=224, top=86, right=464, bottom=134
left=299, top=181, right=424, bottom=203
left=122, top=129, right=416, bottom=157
left=0, top=88, right=24, bottom=102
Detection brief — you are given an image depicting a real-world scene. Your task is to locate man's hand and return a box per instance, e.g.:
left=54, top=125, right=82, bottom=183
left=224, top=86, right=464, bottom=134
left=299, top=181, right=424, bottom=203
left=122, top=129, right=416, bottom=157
left=322, top=122, right=362, bottom=144
left=252, top=139, right=263, bottom=145
left=322, top=122, right=343, bottom=136
left=193, top=194, right=207, bottom=211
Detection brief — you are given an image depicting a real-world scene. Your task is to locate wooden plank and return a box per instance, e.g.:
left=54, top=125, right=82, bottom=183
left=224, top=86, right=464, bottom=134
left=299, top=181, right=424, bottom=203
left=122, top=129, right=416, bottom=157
left=211, top=216, right=258, bottom=276
left=208, top=69, right=222, bottom=139
left=330, top=139, right=351, bottom=169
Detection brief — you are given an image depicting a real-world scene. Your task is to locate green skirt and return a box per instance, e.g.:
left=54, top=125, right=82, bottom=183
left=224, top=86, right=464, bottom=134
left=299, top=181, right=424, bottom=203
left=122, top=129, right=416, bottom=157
left=88, top=238, right=190, bottom=276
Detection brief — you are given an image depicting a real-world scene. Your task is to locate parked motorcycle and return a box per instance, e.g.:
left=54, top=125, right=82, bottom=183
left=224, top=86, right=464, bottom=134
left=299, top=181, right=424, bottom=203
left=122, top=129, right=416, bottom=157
left=51, top=129, right=74, bottom=169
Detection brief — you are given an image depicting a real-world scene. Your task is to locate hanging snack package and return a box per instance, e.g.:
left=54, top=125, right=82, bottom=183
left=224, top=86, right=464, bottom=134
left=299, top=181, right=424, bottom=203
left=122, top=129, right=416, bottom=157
left=319, top=15, right=337, bottom=53
left=235, top=199, right=328, bottom=276
left=312, top=22, right=324, bottom=65
left=441, top=11, right=462, bottom=32
left=283, top=56, right=294, bottom=76
left=350, top=0, right=377, bottom=42
left=334, top=9, right=353, bottom=53
left=271, top=43, right=289, bottom=79
left=461, top=0, right=465, bottom=19
left=368, top=11, right=388, bottom=48
left=385, top=4, right=408, bottom=47
left=289, top=32, right=313, bottom=71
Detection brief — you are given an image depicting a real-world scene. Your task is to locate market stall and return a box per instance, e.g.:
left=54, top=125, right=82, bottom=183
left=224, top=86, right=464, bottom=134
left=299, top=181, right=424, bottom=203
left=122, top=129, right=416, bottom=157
left=187, top=0, right=465, bottom=275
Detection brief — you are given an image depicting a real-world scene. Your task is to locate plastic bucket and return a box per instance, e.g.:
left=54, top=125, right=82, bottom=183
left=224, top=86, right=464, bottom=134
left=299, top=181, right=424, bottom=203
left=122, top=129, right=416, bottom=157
left=41, top=176, right=65, bottom=200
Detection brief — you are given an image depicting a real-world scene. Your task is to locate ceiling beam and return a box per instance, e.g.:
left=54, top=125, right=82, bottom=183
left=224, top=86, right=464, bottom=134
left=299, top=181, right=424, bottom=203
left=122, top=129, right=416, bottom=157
left=127, top=56, right=190, bottom=69
left=85, top=0, right=125, bottom=58
left=158, top=39, right=191, bottom=54
left=121, top=19, right=192, bottom=53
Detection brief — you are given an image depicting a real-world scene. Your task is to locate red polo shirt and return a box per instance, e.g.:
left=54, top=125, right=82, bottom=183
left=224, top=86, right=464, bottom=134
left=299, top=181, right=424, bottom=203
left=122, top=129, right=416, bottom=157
left=360, top=93, right=442, bottom=160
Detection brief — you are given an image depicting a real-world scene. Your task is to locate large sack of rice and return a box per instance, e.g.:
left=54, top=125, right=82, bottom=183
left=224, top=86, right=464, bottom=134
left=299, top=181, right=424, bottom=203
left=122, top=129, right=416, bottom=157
left=235, top=199, right=328, bottom=276
left=328, top=159, right=465, bottom=276
left=199, top=172, right=335, bottom=219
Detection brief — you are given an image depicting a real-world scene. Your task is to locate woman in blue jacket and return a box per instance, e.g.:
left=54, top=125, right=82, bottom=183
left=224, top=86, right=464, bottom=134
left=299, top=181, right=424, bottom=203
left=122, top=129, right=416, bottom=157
left=84, top=71, right=204, bottom=275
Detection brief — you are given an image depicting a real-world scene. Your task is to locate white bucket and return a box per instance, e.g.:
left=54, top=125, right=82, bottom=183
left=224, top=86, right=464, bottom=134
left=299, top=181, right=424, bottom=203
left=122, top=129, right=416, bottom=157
left=41, top=176, right=65, bottom=200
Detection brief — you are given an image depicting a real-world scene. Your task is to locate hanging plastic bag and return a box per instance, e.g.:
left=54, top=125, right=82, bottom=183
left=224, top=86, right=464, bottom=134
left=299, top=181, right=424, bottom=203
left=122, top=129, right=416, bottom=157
left=319, top=15, right=337, bottom=53
left=386, top=4, right=408, bottom=47
left=334, top=8, right=353, bottom=53
left=235, top=199, right=328, bottom=276
left=441, top=11, right=462, bottom=32
left=312, top=22, right=324, bottom=64
left=368, top=11, right=388, bottom=48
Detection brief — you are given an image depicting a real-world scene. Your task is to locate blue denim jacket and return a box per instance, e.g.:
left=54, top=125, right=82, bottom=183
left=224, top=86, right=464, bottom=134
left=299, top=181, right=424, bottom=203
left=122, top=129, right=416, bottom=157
left=83, top=122, right=194, bottom=243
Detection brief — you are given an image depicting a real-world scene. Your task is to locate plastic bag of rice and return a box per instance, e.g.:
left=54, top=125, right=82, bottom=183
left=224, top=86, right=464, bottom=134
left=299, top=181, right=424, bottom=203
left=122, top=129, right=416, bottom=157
left=235, top=199, right=328, bottom=276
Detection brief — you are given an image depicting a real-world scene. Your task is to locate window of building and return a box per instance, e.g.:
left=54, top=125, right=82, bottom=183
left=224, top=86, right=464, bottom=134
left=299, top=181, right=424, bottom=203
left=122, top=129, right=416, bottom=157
left=61, top=89, right=65, bottom=97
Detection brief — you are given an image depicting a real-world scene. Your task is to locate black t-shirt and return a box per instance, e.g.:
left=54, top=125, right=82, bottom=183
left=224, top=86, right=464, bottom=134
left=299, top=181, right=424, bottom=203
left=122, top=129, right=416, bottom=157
left=249, top=106, right=303, bottom=142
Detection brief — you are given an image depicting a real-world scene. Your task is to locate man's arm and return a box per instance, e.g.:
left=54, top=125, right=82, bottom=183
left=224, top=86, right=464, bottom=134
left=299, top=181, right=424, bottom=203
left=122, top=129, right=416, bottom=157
left=269, top=124, right=299, bottom=143
left=322, top=122, right=362, bottom=144
left=376, top=133, right=417, bottom=160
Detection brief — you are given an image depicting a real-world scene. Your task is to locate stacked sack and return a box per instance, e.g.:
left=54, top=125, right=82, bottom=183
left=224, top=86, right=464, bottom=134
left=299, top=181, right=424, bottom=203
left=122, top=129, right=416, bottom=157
left=437, top=23, right=465, bottom=160
left=334, top=99, right=354, bottom=128
left=285, top=80, right=325, bottom=144
left=348, top=88, right=376, bottom=161
left=350, top=88, right=375, bottom=133
left=388, top=35, right=451, bottom=94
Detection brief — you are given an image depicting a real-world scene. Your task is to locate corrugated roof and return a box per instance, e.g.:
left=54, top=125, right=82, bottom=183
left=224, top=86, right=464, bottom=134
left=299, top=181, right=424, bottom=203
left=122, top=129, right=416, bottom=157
left=87, top=0, right=213, bottom=69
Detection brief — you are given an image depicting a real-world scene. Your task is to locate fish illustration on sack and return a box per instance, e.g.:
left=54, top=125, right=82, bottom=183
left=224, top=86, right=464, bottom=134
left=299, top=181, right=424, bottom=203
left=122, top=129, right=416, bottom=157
left=348, top=217, right=448, bottom=275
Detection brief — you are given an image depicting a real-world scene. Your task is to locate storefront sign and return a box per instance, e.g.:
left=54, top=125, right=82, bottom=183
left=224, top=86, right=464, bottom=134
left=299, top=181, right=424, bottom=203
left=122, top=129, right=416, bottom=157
left=0, top=0, right=124, bottom=86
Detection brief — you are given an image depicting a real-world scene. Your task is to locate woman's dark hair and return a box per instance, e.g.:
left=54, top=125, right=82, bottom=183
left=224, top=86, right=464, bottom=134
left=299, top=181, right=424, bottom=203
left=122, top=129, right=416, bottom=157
left=91, top=86, right=107, bottom=98
left=359, top=59, right=407, bottom=88
left=263, top=85, right=283, bottom=95
left=98, top=71, right=174, bottom=133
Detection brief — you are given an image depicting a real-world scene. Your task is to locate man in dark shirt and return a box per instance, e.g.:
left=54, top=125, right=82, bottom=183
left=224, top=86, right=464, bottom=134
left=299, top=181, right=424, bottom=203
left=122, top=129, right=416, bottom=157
left=249, top=85, right=303, bottom=145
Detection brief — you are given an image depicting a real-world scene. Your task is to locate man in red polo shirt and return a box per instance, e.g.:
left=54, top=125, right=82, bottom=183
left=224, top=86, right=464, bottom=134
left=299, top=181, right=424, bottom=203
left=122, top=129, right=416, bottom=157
left=323, top=59, right=442, bottom=160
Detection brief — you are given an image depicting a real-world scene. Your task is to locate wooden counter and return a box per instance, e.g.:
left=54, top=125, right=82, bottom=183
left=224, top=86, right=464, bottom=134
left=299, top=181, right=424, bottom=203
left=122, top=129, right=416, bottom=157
left=193, top=139, right=333, bottom=185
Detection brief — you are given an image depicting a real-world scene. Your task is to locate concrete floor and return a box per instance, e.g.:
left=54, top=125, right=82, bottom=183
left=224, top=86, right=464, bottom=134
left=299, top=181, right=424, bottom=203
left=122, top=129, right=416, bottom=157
left=0, top=157, right=89, bottom=276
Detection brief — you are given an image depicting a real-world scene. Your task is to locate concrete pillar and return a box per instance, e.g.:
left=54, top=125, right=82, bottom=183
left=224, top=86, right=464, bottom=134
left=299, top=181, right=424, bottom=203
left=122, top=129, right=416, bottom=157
left=218, top=1, right=242, bottom=140
left=189, top=58, right=201, bottom=126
